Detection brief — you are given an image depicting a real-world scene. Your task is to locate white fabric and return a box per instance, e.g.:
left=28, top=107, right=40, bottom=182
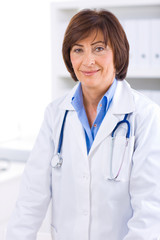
left=6, top=80, right=160, bottom=240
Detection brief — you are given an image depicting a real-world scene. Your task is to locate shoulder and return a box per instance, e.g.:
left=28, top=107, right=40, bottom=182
left=117, top=80, right=160, bottom=129
left=46, top=83, right=79, bottom=112
left=126, top=85, right=160, bottom=134
left=131, top=87, right=160, bottom=117
left=44, top=94, right=68, bottom=127
left=43, top=83, right=78, bottom=126
left=120, top=80, right=160, bottom=115
left=47, top=94, right=68, bottom=113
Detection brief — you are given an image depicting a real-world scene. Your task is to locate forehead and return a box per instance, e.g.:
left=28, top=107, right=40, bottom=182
left=75, top=30, right=105, bottom=45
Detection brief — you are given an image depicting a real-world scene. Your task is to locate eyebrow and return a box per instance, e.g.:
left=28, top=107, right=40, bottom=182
left=72, top=41, right=105, bottom=47
left=91, top=41, right=105, bottom=46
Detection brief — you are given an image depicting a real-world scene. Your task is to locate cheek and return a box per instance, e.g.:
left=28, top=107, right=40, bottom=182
left=70, top=54, right=74, bottom=67
left=101, top=56, right=115, bottom=71
left=70, top=57, right=80, bottom=72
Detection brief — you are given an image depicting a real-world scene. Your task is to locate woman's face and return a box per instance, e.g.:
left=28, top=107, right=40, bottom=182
left=70, top=30, right=116, bottom=93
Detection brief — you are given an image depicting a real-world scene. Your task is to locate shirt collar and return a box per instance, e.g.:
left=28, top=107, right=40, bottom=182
left=71, top=78, right=117, bottom=112
left=71, top=82, right=83, bottom=112
left=102, top=78, right=117, bottom=111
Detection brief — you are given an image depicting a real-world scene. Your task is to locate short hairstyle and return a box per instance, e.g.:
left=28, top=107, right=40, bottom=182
left=62, top=9, right=129, bottom=81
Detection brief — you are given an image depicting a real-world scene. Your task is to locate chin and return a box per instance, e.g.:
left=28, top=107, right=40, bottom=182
left=82, top=81, right=100, bottom=89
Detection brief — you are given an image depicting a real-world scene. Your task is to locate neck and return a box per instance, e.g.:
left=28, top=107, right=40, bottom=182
left=81, top=86, right=106, bottom=127
left=83, top=90, right=101, bottom=110
left=81, top=80, right=114, bottom=127
left=82, top=85, right=108, bottom=109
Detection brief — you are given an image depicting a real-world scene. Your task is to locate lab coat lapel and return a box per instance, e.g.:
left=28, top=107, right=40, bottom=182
left=89, top=112, right=118, bottom=154
left=59, top=83, right=88, bottom=156
left=89, top=80, right=135, bottom=155
left=68, top=111, right=88, bottom=157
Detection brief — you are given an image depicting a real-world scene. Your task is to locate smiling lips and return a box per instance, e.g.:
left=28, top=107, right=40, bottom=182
left=81, top=69, right=100, bottom=76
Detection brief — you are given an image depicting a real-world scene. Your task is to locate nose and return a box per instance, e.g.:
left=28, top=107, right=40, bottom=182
left=82, top=52, right=95, bottom=66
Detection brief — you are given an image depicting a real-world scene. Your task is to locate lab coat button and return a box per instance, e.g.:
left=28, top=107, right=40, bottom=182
left=82, top=174, right=89, bottom=180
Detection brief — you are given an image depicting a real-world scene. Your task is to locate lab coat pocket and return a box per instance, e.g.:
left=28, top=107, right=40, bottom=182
left=105, top=136, right=135, bottom=182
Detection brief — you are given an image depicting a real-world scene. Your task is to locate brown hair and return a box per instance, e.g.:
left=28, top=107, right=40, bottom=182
left=62, top=9, right=129, bottom=81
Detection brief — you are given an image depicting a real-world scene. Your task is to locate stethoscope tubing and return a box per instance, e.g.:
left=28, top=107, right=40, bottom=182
left=57, top=110, right=69, bottom=154
left=54, top=111, right=131, bottom=180
left=111, top=114, right=130, bottom=138
left=52, top=110, right=68, bottom=168
left=109, top=113, right=130, bottom=180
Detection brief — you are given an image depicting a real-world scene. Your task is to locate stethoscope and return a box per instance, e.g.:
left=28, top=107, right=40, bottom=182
left=51, top=110, right=69, bottom=168
left=52, top=110, right=130, bottom=181
left=108, top=113, right=130, bottom=180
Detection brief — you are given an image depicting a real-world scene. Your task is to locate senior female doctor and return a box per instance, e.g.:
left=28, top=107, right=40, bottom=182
left=7, top=9, right=160, bottom=240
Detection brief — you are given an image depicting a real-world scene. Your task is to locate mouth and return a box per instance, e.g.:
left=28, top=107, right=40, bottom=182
left=80, top=69, right=100, bottom=76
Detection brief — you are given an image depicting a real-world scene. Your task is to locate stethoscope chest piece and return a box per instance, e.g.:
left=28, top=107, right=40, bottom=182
left=51, top=110, right=69, bottom=169
left=51, top=154, right=63, bottom=168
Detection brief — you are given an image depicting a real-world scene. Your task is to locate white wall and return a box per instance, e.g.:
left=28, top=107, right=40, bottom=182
left=0, top=2, right=52, bottom=238
left=0, top=0, right=52, bottom=142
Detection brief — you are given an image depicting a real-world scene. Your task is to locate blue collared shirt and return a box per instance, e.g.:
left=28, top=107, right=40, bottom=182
left=71, top=79, right=117, bottom=154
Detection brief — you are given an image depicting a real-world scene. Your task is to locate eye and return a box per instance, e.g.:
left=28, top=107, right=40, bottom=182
left=95, top=46, right=105, bottom=52
left=73, top=48, right=83, bottom=53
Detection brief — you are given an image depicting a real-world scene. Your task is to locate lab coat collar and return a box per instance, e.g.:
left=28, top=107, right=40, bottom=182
left=59, top=82, right=79, bottom=111
left=110, top=80, right=135, bottom=114
left=59, top=80, right=135, bottom=114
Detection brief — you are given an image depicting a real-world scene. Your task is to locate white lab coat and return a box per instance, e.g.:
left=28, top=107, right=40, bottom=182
left=6, top=80, right=160, bottom=240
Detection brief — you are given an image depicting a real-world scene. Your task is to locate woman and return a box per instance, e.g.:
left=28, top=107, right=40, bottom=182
left=6, top=9, right=160, bottom=240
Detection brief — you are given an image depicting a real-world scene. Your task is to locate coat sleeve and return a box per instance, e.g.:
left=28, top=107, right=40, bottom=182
left=123, top=102, right=160, bottom=240
left=6, top=105, right=54, bottom=240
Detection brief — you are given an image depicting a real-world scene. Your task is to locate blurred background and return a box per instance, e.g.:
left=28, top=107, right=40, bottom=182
left=0, top=0, right=160, bottom=239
